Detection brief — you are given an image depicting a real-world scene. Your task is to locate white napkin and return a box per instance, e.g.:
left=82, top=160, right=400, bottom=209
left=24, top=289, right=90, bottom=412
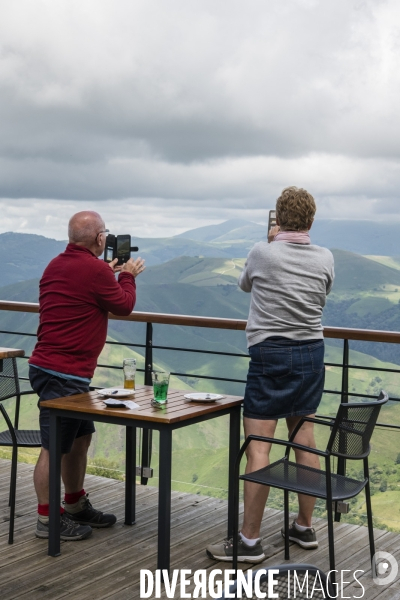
left=123, top=401, right=140, bottom=409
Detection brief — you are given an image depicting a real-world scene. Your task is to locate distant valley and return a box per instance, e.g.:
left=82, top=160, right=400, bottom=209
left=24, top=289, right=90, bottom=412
left=2, top=236, right=400, bottom=363
left=2, top=218, right=400, bottom=286
left=2, top=223, right=400, bottom=389
left=1, top=221, right=400, bottom=530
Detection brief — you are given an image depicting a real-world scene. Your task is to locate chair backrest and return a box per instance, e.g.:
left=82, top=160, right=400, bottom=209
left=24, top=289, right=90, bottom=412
left=327, top=391, right=388, bottom=459
left=220, top=564, right=332, bottom=599
left=0, top=357, right=20, bottom=403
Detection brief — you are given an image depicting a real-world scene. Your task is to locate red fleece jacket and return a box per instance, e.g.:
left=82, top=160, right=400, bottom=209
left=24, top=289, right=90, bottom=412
left=29, top=244, right=136, bottom=378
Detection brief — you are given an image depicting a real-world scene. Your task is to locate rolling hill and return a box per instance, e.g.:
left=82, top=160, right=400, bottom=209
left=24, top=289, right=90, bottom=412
left=330, top=249, right=400, bottom=294
left=179, top=219, right=400, bottom=256
left=2, top=218, right=400, bottom=287
left=2, top=248, right=400, bottom=374
left=175, top=219, right=268, bottom=244
left=139, top=256, right=244, bottom=286
left=2, top=237, right=400, bottom=527
left=0, top=231, right=239, bottom=287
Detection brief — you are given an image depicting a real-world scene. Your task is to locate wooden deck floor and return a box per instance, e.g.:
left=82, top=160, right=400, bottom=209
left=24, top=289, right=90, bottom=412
left=1, top=459, right=400, bottom=599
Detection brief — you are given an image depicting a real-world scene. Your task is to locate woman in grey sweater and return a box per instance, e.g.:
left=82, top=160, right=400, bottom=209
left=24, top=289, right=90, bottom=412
left=207, top=186, right=334, bottom=563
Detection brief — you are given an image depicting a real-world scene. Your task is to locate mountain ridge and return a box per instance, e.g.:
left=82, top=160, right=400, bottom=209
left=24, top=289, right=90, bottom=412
left=2, top=218, right=400, bottom=288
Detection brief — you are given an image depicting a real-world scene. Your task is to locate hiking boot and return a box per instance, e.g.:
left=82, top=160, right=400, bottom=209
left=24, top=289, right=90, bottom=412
left=63, top=493, right=117, bottom=528
left=35, top=514, right=92, bottom=541
left=281, top=521, right=318, bottom=549
left=206, top=536, right=265, bottom=563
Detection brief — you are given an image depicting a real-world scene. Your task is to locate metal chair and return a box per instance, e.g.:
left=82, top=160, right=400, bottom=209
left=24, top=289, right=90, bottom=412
left=233, top=391, right=388, bottom=580
left=0, top=355, right=42, bottom=543
left=219, top=564, right=333, bottom=599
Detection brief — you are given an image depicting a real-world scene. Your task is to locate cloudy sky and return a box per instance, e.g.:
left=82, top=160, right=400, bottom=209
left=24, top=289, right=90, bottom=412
left=1, top=0, right=400, bottom=239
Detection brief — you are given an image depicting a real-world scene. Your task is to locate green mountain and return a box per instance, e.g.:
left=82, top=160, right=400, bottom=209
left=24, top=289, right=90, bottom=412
left=0, top=232, right=66, bottom=286
left=3, top=218, right=400, bottom=288
left=174, top=218, right=267, bottom=244
left=331, top=249, right=400, bottom=294
left=0, top=231, right=240, bottom=287
left=133, top=235, right=237, bottom=264
left=139, top=256, right=244, bottom=286
left=3, top=247, right=400, bottom=331
left=2, top=248, right=400, bottom=377
left=2, top=240, right=400, bottom=528
left=179, top=219, right=400, bottom=256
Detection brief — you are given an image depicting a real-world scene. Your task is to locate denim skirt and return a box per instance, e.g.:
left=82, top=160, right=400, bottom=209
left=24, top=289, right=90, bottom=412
left=243, top=337, right=325, bottom=420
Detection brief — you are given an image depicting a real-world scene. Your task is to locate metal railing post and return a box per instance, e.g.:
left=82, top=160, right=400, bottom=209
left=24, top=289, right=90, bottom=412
left=341, top=338, right=349, bottom=405
left=335, top=338, right=349, bottom=522
left=141, top=322, right=153, bottom=485
left=144, top=322, right=153, bottom=386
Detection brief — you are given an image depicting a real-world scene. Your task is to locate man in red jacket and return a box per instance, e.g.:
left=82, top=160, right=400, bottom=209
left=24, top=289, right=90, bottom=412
left=29, top=210, right=145, bottom=541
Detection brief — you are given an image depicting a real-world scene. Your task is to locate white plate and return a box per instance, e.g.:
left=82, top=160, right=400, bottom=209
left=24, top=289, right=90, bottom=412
left=184, top=393, right=224, bottom=403
left=98, top=387, right=135, bottom=398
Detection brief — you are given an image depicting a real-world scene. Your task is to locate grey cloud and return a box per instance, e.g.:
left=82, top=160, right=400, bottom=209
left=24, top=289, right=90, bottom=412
left=1, top=153, right=399, bottom=206
left=0, top=0, right=399, bottom=224
left=1, top=0, right=399, bottom=163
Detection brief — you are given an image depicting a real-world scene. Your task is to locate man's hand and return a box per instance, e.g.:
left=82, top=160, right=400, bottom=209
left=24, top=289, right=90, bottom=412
left=121, top=257, right=146, bottom=277
left=108, top=258, right=122, bottom=273
left=268, top=225, right=280, bottom=243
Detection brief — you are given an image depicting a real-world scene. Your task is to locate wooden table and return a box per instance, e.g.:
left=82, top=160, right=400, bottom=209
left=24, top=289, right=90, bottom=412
left=43, top=385, right=243, bottom=570
left=0, top=347, right=24, bottom=372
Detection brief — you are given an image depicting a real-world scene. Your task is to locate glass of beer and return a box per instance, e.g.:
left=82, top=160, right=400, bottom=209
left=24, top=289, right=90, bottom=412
left=123, top=358, right=136, bottom=390
left=151, top=371, right=170, bottom=405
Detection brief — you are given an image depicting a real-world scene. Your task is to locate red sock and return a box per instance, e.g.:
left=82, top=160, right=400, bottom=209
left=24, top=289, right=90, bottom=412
left=38, top=504, right=65, bottom=515
left=64, top=489, right=86, bottom=505
left=38, top=503, right=49, bottom=516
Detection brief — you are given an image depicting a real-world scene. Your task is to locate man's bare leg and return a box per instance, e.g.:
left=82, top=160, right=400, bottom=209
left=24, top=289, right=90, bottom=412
left=241, top=417, right=278, bottom=540
left=62, top=434, right=92, bottom=494
left=34, top=433, right=92, bottom=504
left=33, top=448, right=51, bottom=505
left=34, top=438, right=93, bottom=540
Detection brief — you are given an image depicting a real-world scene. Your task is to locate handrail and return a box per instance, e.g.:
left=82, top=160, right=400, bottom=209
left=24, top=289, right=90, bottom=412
left=1, top=300, right=400, bottom=343
left=1, top=297, right=400, bottom=507
left=0, top=301, right=39, bottom=313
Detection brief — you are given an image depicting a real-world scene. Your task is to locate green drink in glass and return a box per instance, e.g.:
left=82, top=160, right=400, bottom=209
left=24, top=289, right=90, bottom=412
left=151, top=371, right=170, bottom=405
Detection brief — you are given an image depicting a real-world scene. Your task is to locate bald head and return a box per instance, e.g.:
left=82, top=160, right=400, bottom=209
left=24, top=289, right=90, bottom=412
left=68, top=211, right=104, bottom=246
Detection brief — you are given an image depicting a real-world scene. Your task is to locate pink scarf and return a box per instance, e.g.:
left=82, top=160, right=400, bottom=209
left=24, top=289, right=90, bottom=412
left=274, top=231, right=311, bottom=245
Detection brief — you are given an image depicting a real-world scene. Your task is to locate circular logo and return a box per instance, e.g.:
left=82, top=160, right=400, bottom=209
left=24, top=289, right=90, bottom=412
left=373, top=551, right=398, bottom=586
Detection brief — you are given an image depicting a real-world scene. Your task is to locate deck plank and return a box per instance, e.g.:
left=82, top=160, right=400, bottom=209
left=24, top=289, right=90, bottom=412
left=0, top=458, right=399, bottom=600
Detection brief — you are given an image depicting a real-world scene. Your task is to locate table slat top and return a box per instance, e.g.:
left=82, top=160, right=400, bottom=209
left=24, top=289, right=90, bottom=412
left=41, top=385, right=243, bottom=424
left=0, top=347, right=25, bottom=359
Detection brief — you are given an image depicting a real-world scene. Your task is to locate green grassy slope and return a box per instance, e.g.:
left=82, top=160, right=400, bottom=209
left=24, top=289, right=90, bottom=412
left=331, top=249, right=400, bottom=294
left=96, top=248, right=400, bottom=520
left=364, top=256, right=400, bottom=271
left=70, top=341, right=400, bottom=503
left=139, top=256, right=245, bottom=286
left=2, top=249, right=400, bottom=527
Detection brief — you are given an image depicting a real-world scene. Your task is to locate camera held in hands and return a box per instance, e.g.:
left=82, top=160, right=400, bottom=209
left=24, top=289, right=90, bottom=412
left=104, top=234, right=139, bottom=265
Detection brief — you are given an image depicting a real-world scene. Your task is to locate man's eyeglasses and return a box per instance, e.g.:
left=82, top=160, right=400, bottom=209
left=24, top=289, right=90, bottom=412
left=96, top=229, right=109, bottom=241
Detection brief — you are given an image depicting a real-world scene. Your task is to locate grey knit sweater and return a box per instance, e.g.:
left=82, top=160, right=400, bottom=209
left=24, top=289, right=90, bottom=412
left=238, top=241, right=334, bottom=347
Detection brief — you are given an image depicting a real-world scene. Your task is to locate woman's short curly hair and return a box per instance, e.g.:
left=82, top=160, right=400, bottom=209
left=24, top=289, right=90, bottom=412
left=276, top=186, right=316, bottom=231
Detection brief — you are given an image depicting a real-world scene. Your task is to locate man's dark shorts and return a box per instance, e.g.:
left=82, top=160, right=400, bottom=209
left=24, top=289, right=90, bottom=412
left=29, top=366, right=95, bottom=454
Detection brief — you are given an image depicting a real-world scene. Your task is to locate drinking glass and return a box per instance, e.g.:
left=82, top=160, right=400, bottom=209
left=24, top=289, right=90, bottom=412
left=123, top=358, right=136, bottom=390
left=151, top=371, right=170, bottom=405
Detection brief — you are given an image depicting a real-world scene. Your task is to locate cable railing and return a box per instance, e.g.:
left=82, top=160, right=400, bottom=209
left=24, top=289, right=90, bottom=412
left=1, top=300, right=400, bottom=507
left=1, top=299, right=400, bottom=406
